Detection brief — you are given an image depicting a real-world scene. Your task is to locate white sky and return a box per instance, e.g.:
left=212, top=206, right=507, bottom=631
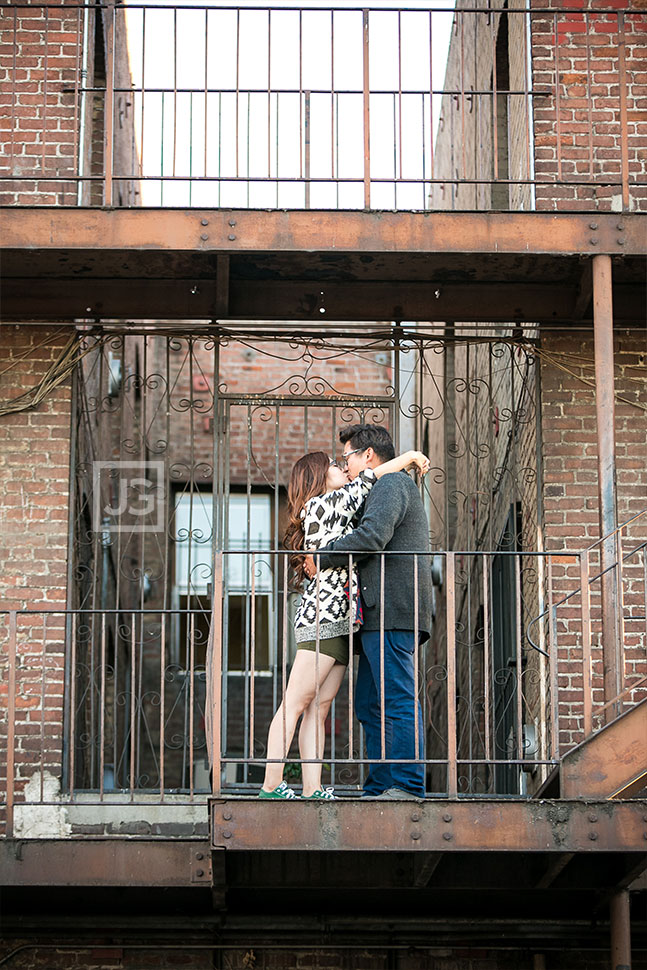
left=124, top=1, right=456, bottom=207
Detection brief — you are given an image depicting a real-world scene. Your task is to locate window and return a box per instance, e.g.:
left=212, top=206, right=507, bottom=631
left=172, top=492, right=273, bottom=671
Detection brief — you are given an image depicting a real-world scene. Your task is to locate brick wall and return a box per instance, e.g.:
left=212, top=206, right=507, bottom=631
left=540, top=326, right=647, bottom=750
left=432, top=0, right=647, bottom=211
left=0, top=325, right=73, bottom=833
left=0, top=2, right=139, bottom=206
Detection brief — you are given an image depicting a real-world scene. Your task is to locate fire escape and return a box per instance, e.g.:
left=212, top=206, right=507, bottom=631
left=1, top=2, right=646, bottom=961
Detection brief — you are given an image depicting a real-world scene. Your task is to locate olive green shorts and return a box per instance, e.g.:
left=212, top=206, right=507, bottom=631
left=296, top=635, right=349, bottom=666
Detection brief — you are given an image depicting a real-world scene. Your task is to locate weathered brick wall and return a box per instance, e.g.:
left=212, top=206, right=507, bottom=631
left=532, top=0, right=647, bottom=212
left=0, top=325, right=73, bottom=833
left=431, top=0, right=533, bottom=212
left=0, top=2, right=138, bottom=206
left=540, top=327, right=647, bottom=751
left=432, top=0, right=647, bottom=211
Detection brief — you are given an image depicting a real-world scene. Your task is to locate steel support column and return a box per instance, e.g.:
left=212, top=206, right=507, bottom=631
left=610, top=890, right=631, bottom=970
left=592, top=254, right=620, bottom=722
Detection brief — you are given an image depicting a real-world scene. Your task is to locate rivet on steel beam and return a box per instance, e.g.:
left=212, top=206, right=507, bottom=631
left=229, top=220, right=236, bottom=227
left=223, top=812, right=232, bottom=821
left=442, top=832, right=453, bottom=841
left=590, top=238, right=599, bottom=245
left=589, top=222, right=598, bottom=230
left=617, top=238, right=625, bottom=245
left=223, top=831, right=232, bottom=839
left=228, top=235, right=236, bottom=241
left=411, top=813, right=420, bottom=822
left=196, top=852, right=204, bottom=860
left=443, top=814, right=452, bottom=823
left=411, top=832, right=421, bottom=840
left=196, top=869, right=204, bottom=877
left=589, top=832, right=598, bottom=841
left=200, top=234, right=208, bottom=241
left=617, top=223, right=625, bottom=230
left=201, top=219, right=209, bottom=226
left=589, top=814, right=597, bottom=823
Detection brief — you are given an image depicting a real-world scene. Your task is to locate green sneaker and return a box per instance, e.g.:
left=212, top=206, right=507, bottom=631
left=258, top=781, right=298, bottom=799
left=303, top=787, right=335, bottom=800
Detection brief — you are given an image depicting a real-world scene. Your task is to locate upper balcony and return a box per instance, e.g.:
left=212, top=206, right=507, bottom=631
left=1, top=2, right=646, bottom=213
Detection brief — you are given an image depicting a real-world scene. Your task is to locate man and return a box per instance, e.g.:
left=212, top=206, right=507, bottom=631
left=305, top=424, right=432, bottom=799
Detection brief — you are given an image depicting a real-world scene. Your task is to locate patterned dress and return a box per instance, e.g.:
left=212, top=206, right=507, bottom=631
left=294, top=469, right=376, bottom=645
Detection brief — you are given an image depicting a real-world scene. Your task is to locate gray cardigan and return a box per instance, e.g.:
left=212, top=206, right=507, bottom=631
left=317, top=471, right=432, bottom=640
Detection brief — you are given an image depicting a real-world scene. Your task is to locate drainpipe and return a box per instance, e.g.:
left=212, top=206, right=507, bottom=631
left=76, top=3, right=92, bottom=205
left=592, top=254, right=621, bottom=723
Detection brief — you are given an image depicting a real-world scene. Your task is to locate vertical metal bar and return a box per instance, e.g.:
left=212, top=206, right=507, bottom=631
left=593, top=253, right=620, bottom=722
left=159, top=613, right=166, bottom=799
left=42, top=7, right=49, bottom=175
left=72, top=7, right=82, bottom=196
left=99, top=613, right=106, bottom=800
left=331, top=10, right=335, bottom=184
left=515, top=554, right=523, bottom=764
left=492, top=20, right=499, bottom=184
left=267, top=9, right=272, bottom=180
left=103, top=4, right=115, bottom=205
left=204, top=8, right=208, bottom=179
left=617, top=13, right=630, bottom=211
left=446, top=553, right=458, bottom=797
left=379, top=553, right=386, bottom=762
left=304, top=90, right=311, bottom=209
left=547, top=556, right=559, bottom=760
left=172, top=7, right=177, bottom=178
left=189, top=611, right=195, bottom=796
left=581, top=551, right=592, bottom=737
left=460, top=10, right=466, bottom=186
left=129, top=612, right=136, bottom=797
left=610, top=891, right=632, bottom=970
left=348, top=553, right=354, bottom=761
left=429, top=10, right=434, bottom=186
left=211, top=552, right=223, bottom=795
left=40, top=615, right=47, bottom=804
left=615, top=524, right=627, bottom=708
left=413, top=555, right=419, bottom=759
left=362, top=8, right=371, bottom=209
left=68, top=612, right=77, bottom=800
left=299, top=9, right=303, bottom=179
left=585, top=12, right=594, bottom=184
left=554, top=13, right=563, bottom=183
left=141, top=8, right=146, bottom=181
left=522, top=5, right=532, bottom=196
left=397, top=11, right=403, bottom=183
left=483, top=554, right=492, bottom=761
left=249, top=552, right=256, bottom=768
left=6, top=612, right=17, bottom=837
left=235, top=9, right=240, bottom=179
left=10, top=8, right=17, bottom=171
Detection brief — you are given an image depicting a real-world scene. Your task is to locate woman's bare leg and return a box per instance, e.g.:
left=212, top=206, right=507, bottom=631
left=299, top=662, right=347, bottom=796
left=262, top=650, right=337, bottom=793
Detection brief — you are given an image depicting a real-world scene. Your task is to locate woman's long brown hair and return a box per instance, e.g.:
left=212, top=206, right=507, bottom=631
left=283, top=451, right=330, bottom=588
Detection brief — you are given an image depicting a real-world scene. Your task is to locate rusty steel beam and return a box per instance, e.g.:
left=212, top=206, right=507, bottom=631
left=610, top=890, right=631, bottom=970
left=1, top=209, right=645, bottom=257
left=1, top=278, right=644, bottom=324
left=210, top=799, right=647, bottom=853
left=593, top=253, right=622, bottom=721
left=561, top=698, right=647, bottom=800
left=0, top=839, right=213, bottom=887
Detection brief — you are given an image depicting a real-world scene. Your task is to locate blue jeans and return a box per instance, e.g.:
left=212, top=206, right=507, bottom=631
left=355, top=629, right=425, bottom=796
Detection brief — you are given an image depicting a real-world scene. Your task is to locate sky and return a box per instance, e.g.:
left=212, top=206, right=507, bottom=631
left=124, top=1, right=456, bottom=207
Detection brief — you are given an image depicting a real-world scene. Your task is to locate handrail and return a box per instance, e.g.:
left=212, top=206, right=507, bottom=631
left=526, top=508, right=647, bottom=655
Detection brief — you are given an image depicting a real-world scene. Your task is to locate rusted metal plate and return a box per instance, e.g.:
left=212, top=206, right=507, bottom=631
left=209, top=799, right=647, bottom=852
left=1, top=209, right=645, bottom=257
left=561, top=699, right=647, bottom=799
left=0, top=839, right=213, bottom=887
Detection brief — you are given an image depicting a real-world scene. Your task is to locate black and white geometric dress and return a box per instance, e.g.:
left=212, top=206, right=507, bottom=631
left=294, top=469, right=376, bottom=644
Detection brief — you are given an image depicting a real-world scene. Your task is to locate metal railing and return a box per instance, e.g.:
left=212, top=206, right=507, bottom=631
left=2, top=540, right=646, bottom=834
left=0, top=4, right=643, bottom=209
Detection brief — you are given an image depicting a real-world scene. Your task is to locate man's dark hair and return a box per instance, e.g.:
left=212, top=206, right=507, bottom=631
left=339, top=424, right=396, bottom=463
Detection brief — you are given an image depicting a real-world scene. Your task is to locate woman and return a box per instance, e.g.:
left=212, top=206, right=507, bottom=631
left=259, top=447, right=430, bottom=799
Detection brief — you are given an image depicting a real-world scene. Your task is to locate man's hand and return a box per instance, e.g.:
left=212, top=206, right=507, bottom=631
left=303, top=554, right=317, bottom=579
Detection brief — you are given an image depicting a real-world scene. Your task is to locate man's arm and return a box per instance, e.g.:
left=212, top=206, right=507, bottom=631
left=314, top=474, right=411, bottom=570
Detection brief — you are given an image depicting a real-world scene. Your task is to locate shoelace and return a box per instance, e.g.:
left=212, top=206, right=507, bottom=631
left=277, top=781, right=297, bottom=799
